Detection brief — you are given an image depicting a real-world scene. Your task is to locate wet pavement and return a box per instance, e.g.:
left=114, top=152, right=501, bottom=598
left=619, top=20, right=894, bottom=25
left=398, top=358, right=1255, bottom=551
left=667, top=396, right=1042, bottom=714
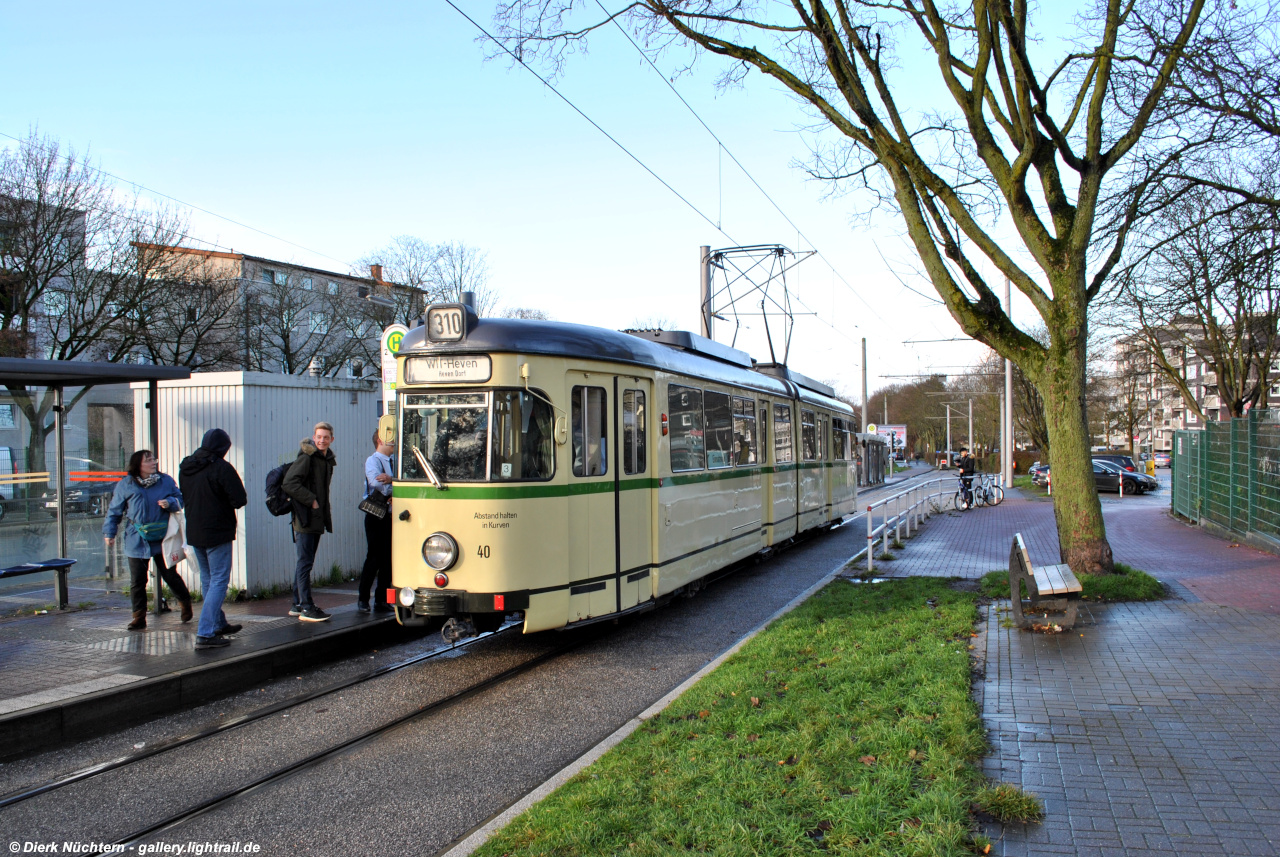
left=886, top=476, right=1280, bottom=855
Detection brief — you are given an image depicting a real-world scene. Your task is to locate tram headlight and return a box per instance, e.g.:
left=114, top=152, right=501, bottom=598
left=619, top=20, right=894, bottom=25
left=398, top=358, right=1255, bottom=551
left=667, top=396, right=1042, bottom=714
left=399, top=587, right=416, bottom=608
left=422, top=532, right=459, bottom=570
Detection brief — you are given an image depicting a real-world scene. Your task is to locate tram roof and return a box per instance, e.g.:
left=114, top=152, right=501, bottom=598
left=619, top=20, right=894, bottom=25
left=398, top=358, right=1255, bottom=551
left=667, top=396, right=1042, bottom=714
left=399, top=316, right=852, bottom=412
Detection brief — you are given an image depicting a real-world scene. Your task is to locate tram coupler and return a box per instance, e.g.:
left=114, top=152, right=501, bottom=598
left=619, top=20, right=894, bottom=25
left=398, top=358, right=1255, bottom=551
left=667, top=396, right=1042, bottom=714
left=441, top=616, right=477, bottom=643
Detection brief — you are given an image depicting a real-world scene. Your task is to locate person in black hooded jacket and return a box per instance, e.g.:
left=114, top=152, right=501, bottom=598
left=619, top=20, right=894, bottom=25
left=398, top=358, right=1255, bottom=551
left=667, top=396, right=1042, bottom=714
left=179, top=428, right=248, bottom=649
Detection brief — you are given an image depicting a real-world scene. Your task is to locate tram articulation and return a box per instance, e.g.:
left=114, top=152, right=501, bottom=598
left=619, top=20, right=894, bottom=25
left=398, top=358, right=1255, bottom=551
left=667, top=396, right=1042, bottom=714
left=384, top=303, right=859, bottom=641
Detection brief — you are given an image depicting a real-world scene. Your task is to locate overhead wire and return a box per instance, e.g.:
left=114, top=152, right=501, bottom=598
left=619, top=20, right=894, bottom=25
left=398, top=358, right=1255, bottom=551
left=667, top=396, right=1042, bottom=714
left=442, top=0, right=735, bottom=243
left=591, top=0, right=887, bottom=326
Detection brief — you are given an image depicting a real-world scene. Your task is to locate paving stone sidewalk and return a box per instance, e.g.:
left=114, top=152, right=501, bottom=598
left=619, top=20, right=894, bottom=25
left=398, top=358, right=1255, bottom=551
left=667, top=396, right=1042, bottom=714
left=884, top=481, right=1280, bottom=856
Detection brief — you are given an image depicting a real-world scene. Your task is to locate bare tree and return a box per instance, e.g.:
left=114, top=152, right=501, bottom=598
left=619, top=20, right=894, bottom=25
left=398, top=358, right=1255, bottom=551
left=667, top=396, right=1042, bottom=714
left=1114, top=190, right=1280, bottom=419
left=492, top=0, right=1220, bottom=573
left=500, top=306, right=551, bottom=319
left=247, top=270, right=356, bottom=376
left=358, top=236, right=498, bottom=319
left=1, top=133, right=203, bottom=472
left=429, top=240, right=498, bottom=315
left=131, top=244, right=247, bottom=370
left=353, top=235, right=434, bottom=326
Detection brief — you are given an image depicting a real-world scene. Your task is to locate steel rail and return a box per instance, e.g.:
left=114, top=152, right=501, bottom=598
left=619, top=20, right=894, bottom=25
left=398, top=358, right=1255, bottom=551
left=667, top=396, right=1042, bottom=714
left=0, top=623, right=521, bottom=810
left=96, top=628, right=603, bottom=855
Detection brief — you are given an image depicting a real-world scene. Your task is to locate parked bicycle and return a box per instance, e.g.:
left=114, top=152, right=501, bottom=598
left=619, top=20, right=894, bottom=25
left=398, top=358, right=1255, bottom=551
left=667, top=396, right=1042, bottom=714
left=973, top=473, right=1005, bottom=507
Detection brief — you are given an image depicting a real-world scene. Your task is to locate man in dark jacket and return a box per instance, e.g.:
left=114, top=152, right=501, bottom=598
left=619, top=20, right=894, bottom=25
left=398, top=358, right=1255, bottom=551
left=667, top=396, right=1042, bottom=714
left=179, top=428, right=248, bottom=649
left=282, top=421, right=336, bottom=622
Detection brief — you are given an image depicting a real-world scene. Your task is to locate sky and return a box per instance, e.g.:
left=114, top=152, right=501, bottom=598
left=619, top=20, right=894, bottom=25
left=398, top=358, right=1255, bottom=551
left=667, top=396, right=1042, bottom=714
left=0, top=0, right=1008, bottom=402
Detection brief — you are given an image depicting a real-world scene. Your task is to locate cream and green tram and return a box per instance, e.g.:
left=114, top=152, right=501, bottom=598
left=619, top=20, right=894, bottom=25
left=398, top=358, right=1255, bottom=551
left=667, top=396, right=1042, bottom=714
left=386, top=304, right=859, bottom=640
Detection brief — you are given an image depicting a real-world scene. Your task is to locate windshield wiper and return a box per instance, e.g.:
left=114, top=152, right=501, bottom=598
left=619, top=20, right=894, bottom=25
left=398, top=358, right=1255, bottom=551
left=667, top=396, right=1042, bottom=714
left=410, top=444, right=447, bottom=491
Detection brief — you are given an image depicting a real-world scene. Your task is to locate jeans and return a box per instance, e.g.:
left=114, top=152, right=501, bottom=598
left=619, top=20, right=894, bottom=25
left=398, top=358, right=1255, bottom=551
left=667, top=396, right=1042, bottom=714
left=293, top=532, right=322, bottom=609
left=192, top=542, right=234, bottom=638
left=127, top=555, right=190, bottom=614
left=359, top=512, right=392, bottom=605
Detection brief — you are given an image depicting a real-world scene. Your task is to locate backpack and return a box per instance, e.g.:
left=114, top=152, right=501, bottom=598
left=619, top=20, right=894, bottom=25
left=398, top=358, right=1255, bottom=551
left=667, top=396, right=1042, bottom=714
left=265, top=463, right=293, bottom=517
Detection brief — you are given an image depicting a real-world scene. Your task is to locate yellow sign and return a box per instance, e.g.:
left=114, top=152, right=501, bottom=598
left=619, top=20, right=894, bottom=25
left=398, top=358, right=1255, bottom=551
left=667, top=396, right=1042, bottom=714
left=866, top=423, right=877, bottom=433
left=387, top=329, right=404, bottom=354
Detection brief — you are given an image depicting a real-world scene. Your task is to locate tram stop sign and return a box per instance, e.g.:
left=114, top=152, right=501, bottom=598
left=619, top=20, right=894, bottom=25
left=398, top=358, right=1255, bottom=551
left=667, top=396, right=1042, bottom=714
left=380, top=324, right=408, bottom=412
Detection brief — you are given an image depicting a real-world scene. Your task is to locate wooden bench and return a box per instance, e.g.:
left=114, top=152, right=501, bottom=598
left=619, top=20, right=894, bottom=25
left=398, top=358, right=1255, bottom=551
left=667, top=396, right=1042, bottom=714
left=1008, top=533, right=1082, bottom=629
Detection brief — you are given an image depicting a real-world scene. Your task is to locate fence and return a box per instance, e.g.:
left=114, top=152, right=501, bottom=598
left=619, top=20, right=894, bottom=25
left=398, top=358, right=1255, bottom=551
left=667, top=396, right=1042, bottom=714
left=1173, top=409, right=1280, bottom=552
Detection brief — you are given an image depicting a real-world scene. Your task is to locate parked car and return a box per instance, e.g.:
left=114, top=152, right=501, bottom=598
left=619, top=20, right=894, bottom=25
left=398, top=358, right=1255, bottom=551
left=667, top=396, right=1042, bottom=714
left=41, top=458, right=121, bottom=516
left=1092, top=453, right=1138, bottom=472
left=1154, top=452, right=1171, bottom=468
left=1029, top=463, right=1050, bottom=485
left=1093, top=459, right=1158, bottom=494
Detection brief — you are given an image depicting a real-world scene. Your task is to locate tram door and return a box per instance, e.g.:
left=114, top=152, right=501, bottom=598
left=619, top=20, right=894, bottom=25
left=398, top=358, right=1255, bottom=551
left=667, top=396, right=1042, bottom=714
left=615, top=379, right=654, bottom=611
left=567, top=378, right=615, bottom=621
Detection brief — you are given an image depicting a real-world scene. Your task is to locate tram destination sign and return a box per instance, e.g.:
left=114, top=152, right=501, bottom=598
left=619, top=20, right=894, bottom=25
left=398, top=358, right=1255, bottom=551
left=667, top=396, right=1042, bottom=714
left=405, top=354, right=493, bottom=384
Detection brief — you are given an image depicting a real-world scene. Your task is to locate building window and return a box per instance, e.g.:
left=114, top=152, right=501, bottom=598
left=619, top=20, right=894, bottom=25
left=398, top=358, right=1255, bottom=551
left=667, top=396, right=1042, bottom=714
left=327, top=281, right=339, bottom=295
left=310, top=312, right=328, bottom=333
left=44, top=291, right=69, bottom=316
left=302, top=277, right=313, bottom=291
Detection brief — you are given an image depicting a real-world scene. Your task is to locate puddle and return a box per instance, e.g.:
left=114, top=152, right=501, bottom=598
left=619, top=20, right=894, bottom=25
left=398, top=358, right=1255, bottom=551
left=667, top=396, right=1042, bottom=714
left=846, top=578, right=890, bottom=584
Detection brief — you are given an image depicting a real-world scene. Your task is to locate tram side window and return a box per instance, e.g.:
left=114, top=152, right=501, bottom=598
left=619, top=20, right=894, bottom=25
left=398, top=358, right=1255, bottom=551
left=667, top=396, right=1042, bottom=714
left=704, top=390, right=734, bottom=469
left=774, top=404, right=793, bottom=463
left=623, top=389, right=647, bottom=475
left=668, top=384, right=705, bottom=471
left=801, top=409, right=817, bottom=461
left=732, top=397, right=757, bottom=465
left=832, top=418, right=847, bottom=460
left=819, top=414, right=829, bottom=460
left=491, top=390, right=555, bottom=481
left=571, top=386, right=608, bottom=477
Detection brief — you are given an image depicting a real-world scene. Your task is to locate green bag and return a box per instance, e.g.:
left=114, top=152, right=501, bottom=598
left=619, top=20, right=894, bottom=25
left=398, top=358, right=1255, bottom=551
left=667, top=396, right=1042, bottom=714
left=133, top=520, right=169, bottom=542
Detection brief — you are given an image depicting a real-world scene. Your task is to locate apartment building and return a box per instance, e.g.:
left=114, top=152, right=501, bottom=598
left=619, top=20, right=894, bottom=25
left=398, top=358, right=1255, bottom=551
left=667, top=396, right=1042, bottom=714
left=1118, top=328, right=1279, bottom=452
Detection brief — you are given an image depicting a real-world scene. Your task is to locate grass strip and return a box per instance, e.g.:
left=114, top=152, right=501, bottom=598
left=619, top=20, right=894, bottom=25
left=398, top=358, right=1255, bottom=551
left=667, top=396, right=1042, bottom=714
left=979, top=562, right=1164, bottom=602
left=475, top=578, right=1019, bottom=856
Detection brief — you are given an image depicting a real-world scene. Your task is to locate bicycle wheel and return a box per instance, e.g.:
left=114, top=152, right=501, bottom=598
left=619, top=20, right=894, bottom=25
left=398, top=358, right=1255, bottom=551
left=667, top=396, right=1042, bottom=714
left=974, top=487, right=987, bottom=507
left=989, top=485, right=1004, bottom=505
left=954, top=490, right=970, bottom=511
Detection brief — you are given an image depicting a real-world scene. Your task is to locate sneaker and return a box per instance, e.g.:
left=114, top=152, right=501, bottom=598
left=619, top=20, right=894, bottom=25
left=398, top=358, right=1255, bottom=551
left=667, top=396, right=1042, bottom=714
left=195, top=635, right=230, bottom=649
left=356, top=601, right=371, bottom=614
left=215, top=623, right=242, bottom=636
left=298, top=606, right=330, bottom=623
left=288, top=604, right=303, bottom=617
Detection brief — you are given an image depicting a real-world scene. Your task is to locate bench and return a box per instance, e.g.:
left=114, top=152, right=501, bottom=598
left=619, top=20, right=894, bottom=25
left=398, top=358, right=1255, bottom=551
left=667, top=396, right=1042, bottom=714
left=1008, top=533, right=1081, bottom=629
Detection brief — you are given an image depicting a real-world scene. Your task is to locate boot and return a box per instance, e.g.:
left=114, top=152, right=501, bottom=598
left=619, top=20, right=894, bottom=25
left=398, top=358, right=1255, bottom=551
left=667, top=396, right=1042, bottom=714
left=179, top=598, right=194, bottom=623
left=127, top=610, right=146, bottom=631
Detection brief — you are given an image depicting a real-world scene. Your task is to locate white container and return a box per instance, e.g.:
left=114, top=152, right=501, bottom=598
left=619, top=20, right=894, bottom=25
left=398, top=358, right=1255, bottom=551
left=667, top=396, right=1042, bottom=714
left=133, top=372, right=381, bottom=595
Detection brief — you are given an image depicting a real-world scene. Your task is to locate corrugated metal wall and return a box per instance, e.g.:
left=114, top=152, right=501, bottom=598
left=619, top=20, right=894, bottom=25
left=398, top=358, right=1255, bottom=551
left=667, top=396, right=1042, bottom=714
left=134, top=372, right=381, bottom=595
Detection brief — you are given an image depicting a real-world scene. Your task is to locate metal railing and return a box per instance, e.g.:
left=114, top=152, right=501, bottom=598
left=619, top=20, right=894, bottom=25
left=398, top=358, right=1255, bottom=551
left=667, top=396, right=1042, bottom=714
left=862, top=476, right=960, bottom=573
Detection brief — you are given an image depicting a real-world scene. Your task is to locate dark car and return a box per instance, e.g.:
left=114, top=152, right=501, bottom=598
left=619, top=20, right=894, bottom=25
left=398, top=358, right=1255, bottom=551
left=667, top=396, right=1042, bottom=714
left=1093, top=459, right=1158, bottom=494
left=1029, top=463, right=1050, bottom=485
left=41, top=458, right=122, bottom=516
left=1093, top=453, right=1138, bottom=472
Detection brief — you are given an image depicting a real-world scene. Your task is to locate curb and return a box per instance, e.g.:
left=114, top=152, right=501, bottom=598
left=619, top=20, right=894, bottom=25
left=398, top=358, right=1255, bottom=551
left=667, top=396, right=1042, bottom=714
left=0, top=614, right=402, bottom=760
left=439, top=543, right=871, bottom=857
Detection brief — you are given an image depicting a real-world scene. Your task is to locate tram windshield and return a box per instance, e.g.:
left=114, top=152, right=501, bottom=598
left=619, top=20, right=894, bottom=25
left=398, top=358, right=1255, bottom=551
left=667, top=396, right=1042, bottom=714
left=399, top=390, right=554, bottom=483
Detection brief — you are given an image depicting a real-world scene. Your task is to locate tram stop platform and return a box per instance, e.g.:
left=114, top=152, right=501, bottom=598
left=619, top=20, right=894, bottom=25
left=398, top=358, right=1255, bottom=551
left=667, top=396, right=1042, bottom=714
left=0, top=583, right=400, bottom=759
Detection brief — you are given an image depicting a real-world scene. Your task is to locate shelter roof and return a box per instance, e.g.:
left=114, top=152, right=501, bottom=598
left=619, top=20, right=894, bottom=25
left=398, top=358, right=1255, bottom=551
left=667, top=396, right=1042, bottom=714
left=0, top=358, right=191, bottom=387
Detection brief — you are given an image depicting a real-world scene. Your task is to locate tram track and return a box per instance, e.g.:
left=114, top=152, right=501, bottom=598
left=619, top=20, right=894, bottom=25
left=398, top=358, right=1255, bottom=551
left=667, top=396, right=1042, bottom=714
left=93, top=626, right=605, bottom=855
left=0, top=622, right=529, bottom=811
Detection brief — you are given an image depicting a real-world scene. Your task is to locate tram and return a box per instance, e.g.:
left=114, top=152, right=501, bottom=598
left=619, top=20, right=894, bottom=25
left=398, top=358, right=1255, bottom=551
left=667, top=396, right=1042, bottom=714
left=383, top=302, right=859, bottom=640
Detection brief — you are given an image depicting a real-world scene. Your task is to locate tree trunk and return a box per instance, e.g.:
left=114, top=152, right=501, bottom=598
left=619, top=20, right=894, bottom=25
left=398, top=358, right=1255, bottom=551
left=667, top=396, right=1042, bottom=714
left=1040, top=333, right=1115, bottom=575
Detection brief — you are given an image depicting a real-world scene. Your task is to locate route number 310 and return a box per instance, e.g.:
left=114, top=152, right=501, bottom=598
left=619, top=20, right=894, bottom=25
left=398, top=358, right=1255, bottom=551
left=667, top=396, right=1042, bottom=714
left=427, top=306, right=465, bottom=341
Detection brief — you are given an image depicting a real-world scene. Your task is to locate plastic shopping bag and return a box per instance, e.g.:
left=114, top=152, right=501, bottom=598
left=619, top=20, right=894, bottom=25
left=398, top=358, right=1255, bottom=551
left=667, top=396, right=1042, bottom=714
left=162, top=510, right=191, bottom=567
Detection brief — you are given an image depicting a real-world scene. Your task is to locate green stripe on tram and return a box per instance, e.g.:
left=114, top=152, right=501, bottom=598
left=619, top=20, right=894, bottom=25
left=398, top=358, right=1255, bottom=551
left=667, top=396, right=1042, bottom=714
left=393, top=460, right=844, bottom=501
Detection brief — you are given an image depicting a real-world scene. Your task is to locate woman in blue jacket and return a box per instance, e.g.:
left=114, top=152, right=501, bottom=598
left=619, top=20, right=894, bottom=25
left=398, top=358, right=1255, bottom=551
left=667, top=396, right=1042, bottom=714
left=104, top=449, right=193, bottom=630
